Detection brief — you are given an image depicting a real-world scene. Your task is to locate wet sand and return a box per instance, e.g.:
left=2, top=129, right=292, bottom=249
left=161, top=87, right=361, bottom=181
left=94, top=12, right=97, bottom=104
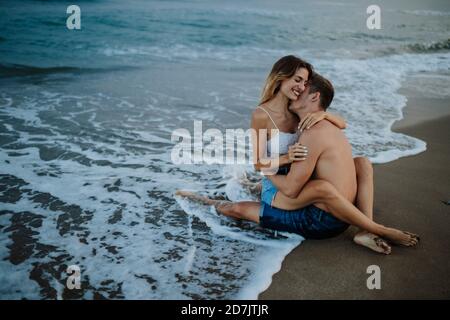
left=259, top=96, right=450, bottom=299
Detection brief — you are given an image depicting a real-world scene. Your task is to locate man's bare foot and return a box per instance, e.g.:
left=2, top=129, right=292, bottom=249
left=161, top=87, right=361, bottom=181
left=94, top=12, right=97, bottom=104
left=353, top=231, right=391, bottom=255
left=175, top=190, right=231, bottom=209
left=175, top=190, right=218, bottom=206
left=175, top=190, right=233, bottom=216
left=381, top=227, right=420, bottom=247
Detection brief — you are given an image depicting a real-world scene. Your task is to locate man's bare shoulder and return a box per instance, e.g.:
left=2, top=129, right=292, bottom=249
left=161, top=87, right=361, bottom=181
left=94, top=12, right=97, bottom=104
left=298, top=120, right=343, bottom=151
left=300, top=120, right=338, bottom=139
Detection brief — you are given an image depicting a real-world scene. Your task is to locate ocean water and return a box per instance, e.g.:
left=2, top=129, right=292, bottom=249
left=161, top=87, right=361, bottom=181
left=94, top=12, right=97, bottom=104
left=0, top=0, right=449, bottom=299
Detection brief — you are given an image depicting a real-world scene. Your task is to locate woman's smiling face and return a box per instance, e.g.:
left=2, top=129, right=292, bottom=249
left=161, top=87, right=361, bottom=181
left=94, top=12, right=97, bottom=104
left=280, top=67, right=309, bottom=101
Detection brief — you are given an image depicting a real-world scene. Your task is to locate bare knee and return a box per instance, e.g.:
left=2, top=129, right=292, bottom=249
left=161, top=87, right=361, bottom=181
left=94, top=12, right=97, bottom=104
left=216, top=202, right=235, bottom=216
left=227, top=203, right=247, bottom=219
left=309, top=180, right=339, bottom=202
left=354, top=157, right=373, bottom=179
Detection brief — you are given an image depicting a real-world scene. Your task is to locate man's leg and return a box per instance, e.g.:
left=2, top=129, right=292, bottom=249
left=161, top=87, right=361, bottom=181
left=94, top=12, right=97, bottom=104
left=175, top=191, right=261, bottom=223
left=354, top=157, right=374, bottom=220
left=352, top=157, right=391, bottom=254
left=215, top=201, right=261, bottom=223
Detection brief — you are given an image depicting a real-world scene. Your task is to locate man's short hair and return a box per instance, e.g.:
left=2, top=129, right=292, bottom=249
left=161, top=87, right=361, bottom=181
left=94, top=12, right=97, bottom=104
left=308, top=72, right=334, bottom=110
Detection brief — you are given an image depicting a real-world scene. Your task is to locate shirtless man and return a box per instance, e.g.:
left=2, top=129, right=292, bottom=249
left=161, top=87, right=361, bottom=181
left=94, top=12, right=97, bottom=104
left=177, top=73, right=419, bottom=251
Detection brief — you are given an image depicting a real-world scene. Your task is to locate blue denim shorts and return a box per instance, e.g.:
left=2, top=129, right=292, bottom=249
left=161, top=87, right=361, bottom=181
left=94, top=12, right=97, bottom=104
left=260, top=166, right=290, bottom=209
left=259, top=202, right=349, bottom=239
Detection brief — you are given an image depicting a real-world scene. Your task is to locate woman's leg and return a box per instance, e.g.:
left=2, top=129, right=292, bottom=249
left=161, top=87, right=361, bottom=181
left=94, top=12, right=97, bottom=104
left=268, top=158, right=373, bottom=214
left=271, top=180, right=419, bottom=247
left=270, top=158, right=390, bottom=254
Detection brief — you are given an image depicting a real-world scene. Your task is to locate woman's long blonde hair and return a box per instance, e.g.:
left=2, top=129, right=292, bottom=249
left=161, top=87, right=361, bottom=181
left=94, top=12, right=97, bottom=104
left=260, top=55, right=313, bottom=105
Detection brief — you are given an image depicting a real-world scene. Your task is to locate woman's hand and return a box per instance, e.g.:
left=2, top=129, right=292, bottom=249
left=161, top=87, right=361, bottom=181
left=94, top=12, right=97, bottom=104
left=288, top=143, right=308, bottom=163
left=298, top=111, right=328, bottom=132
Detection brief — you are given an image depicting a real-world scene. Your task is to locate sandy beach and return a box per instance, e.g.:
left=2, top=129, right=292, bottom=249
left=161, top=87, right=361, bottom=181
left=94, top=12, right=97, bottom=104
left=260, top=94, right=450, bottom=299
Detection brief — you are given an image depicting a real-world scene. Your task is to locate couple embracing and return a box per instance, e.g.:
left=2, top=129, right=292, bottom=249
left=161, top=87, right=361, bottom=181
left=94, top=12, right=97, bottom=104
left=177, top=55, right=419, bottom=254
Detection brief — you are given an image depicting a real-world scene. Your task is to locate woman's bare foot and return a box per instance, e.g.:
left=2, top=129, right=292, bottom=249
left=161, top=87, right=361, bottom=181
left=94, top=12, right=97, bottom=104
left=381, top=227, right=420, bottom=247
left=353, top=231, right=391, bottom=255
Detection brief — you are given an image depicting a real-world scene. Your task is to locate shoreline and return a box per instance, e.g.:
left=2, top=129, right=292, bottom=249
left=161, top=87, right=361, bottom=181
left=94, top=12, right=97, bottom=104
left=259, top=94, right=450, bottom=299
